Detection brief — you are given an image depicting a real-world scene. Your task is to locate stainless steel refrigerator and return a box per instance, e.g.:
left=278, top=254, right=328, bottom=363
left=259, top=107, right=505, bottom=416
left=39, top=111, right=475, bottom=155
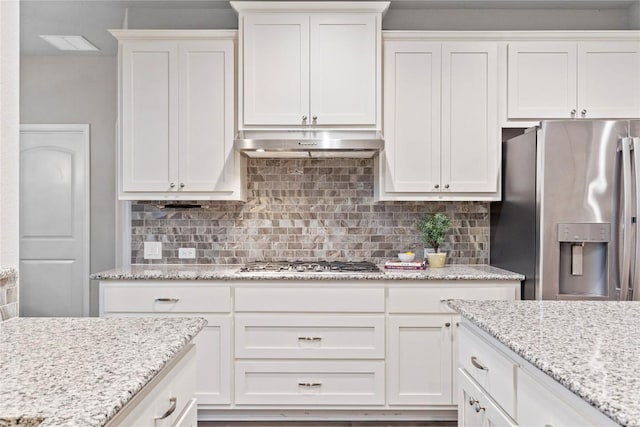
left=491, top=120, right=640, bottom=301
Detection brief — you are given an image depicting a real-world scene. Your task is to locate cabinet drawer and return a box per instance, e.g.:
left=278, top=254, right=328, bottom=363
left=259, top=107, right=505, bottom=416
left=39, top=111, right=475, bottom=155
left=388, top=286, right=517, bottom=314
left=101, top=283, right=231, bottom=313
left=235, top=315, right=385, bottom=359
left=458, top=368, right=517, bottom=427
left=109, top=345, right=197, bottom=427
left=235, top=287, right=384, bottom=312
left=235, top=361, right=385, bottom=405
left=458, top=326, right=517, bottom=418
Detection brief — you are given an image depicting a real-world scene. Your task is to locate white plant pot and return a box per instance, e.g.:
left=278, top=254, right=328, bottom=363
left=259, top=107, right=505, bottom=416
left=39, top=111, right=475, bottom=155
left=427, top=252, right=447, bottom=268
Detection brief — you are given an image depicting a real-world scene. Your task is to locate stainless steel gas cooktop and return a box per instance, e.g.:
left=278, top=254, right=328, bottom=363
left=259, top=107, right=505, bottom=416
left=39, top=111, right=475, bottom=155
left=240, top=261, right=381, bottom=273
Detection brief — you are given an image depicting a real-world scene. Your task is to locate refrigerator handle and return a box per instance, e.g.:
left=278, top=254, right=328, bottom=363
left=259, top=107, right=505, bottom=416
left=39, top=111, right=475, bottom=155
left=620, top=137, right=633, bottom=301
left=632, top=137, right=640, bottom=301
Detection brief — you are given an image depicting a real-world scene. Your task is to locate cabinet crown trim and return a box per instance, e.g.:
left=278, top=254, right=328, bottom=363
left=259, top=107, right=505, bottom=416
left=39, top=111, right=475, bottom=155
left=231, top=1, right=390, bottom=14
left=383, top=30, right=640, bottom=41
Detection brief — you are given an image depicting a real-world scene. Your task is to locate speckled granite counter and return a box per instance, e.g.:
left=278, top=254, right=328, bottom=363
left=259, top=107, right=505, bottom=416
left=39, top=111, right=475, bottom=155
left=90, top=264, right=524, bottom=281
left=0, top=317, right=206, bottom=427
left=447, top=300, right=640, bottom=427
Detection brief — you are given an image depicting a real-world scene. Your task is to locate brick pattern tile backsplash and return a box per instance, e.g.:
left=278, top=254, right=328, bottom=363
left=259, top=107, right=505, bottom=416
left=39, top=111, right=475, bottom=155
left=131, top=158, right=489, bottom=265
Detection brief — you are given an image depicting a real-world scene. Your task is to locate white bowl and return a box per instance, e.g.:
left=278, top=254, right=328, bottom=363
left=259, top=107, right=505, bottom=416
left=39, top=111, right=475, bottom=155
left=398, top=252, right=416, bottom=262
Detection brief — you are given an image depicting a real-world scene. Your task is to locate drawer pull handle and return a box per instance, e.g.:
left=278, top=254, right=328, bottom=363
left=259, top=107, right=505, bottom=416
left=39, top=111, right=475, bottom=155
left=154, top=397, right=177, bottom=422
left=298, top=336, right=322, bottom=342
left=155, top=298, right=180, bottom=303
left=298, top=382, right=322, bottom=388
left=474, top=401, right=486, bottom=413
left=471, top=356, right=489, bottom=371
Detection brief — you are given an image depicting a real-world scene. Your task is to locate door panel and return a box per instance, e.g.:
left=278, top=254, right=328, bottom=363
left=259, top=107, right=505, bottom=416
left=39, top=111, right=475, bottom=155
left=121, top=40, right=179, bottom=191
left=383, top=41, right=441, bottom=193
left=310, top=14, right=377, bottom=125
left=20, top=125, right=89, bottom=317
left=179, top=40, right=234, bottom=192
left=243, top=13, right=309, bottom=125
left=578, top=42, right=640, bottom=119
left=507, top=42, right=577, bottom=118
left=442, top=43, right=498, bottom=193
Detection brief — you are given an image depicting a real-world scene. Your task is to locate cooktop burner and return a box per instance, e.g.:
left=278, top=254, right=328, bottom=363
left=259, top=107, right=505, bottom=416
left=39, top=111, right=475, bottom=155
left=240, top=261, right=381, bottom=273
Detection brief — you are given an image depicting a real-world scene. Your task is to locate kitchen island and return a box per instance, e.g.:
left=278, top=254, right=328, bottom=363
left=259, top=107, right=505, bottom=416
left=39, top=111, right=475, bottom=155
left=0, top=317, right=206, bottom=426
left=448, top=300, right=640, bottom=427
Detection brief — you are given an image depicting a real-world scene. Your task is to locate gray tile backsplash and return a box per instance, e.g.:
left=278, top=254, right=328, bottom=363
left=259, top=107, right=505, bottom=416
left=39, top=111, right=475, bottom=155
left=131, top=158, right=489, bottom=265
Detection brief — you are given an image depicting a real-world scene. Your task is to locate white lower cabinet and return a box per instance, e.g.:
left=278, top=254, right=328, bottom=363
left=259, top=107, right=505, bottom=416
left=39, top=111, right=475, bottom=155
left=99, top=283, right=232, bottom=407
left=101, top=279, right=520, bottom=419
left=387, top=315, right=453, bottom=405
left=458, top=368, right=516, bottom=427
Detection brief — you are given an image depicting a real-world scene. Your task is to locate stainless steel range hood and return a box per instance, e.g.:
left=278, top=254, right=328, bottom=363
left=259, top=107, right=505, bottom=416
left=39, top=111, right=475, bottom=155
left=234, top=130, right=384, bottom=158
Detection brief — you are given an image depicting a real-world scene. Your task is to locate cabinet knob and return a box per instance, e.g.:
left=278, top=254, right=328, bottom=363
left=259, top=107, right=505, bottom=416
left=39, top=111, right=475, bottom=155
left=312, top=115, right=318, bottom=122
left=581, top=109, right=587, bottom=117
left=434, top=184, right=440, bottom=189
left=302, top=115, right=308, bottom=122
left=180, top=183, right=185, bottom=189
left=570, top=109, right=577, bottom=118
left=474, top=402, right=486, bottom=413
left=445, top=322, right=451, bottom=327
left=456, top=322, right=460, bottom=327
left=169, top=182, right=175, bottom=188
left=444, top=184, right=450, bottom=189
left=469, top=397, right=478, bottom=406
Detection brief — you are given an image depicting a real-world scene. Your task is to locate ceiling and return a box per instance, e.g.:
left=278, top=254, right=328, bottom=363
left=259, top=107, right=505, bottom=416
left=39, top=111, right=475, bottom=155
left=20, top=0, right=639, bottom=56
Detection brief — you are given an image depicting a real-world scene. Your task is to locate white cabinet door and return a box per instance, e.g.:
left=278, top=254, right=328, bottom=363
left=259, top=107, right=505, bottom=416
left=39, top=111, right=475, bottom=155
left=578, top=41, right=640, bottom=119
left=458, top=369, right=517, bottom=427
left=507, top=42, right=577, bottom=119
left=242, top=14, right=310, bottom=125
left=442, top=43, right=498, bottom=193
left=382, top=41, right=441, bottom=193
left=178, top=40, right=235, bottom=192
left=121, top=40, right=179, bottom=192
left=194, top=317, right=232, bottom=405
left=387, top=315, right=452, bottom=405
left=310, top=14, right=377, bottom=125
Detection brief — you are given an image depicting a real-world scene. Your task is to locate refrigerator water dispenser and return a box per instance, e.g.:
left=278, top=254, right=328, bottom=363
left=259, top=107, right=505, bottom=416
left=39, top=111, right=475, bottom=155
left=557, top=223, right=610, bottom=297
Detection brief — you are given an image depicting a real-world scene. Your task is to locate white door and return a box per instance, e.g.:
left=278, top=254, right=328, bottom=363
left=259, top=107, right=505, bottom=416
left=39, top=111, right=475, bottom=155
left=387, top=316, right=453, bottom=405
left=20, top=124, right=90, bottom=317
left=507, top=42, right=577, bottom=118
left=442, top=42, right=498, bottom=193
left=577, top=41, right=640, bottom=119
left=121, top=40, right=179, bottom=192
left=178, top=40, right=234, bottom=192
left=383, top=41, right=441, bottom=193
left=242, top=13, right=310, bottom=126
left=310, top=14, right=377, bottom=125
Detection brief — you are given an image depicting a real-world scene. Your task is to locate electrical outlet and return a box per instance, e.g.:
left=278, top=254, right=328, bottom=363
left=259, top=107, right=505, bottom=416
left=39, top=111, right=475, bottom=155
left=179, top=248, right=196, bottom=259
left=144, top=242, right=162, bottom=260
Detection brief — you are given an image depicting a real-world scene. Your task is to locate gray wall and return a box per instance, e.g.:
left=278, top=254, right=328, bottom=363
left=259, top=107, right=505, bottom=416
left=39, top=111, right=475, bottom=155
left=383, top=8, right=631, bottom=30
left=20, top=55, right=117, bottom=316
left=630, top=2, right=640, bottom=30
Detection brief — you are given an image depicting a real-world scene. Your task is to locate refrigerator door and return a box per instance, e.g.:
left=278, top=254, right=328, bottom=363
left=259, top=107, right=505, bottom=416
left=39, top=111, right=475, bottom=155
left=630, top=120, right=640, bottom=301
left=537, top=120, right=627, bottom=300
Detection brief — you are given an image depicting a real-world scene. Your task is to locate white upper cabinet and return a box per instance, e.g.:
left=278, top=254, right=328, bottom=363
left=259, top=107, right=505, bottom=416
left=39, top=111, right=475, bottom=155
left=234, top=2, right=388, bottom=128
left=114, top=31, right=245, bottom=201
left=379, top=36, right=499, bottom=201
left=508, top=40, right=640, bottom=119
left=242, top=14, right=310, bottom=126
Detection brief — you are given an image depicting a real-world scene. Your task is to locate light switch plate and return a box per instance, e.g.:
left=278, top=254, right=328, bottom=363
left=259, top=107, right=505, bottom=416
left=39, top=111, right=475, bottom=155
left=144, top=242, right=162, bottom=260
left=179, top=248, right=196, bottom=259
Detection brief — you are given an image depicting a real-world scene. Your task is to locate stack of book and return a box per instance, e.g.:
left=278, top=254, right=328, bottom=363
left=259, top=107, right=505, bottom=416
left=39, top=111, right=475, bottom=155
left=384, top=260, right=426, bottom=270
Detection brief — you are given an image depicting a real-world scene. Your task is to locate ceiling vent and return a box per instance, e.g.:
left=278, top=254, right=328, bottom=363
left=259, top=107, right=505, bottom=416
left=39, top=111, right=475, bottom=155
left=40, top=35, right=99, bottom=52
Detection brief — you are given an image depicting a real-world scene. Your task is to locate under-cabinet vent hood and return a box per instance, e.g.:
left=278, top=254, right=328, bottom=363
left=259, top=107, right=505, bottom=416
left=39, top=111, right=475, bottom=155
left=234, top=130, right=384, bottom=158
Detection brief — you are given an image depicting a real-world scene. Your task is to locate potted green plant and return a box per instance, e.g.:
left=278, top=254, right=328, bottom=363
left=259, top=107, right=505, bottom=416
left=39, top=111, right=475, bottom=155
left=417, top=213, right=452, bottom=268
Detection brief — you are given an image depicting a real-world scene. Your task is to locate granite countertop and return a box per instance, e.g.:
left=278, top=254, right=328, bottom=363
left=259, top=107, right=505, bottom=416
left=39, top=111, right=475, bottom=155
left=447, top=300, right=640, bottom=427
left=0, top=317, right=206, bottom=427
left=90, top=264, right=524, bottom=281
left=0, top=267, right=17, bottom=281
